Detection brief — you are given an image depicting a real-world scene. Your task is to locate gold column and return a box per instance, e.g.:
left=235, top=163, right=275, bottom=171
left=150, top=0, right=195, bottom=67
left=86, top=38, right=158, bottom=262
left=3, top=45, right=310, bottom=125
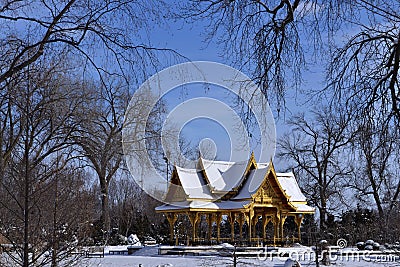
left=238, top=213, right=244, bottom=243
left=216, top=213, right=222, bottom=243
left=252, top=215, right=257, bottom=238
left=280, top=214, right=287, bottom=241
left=188, top=212, right=199, bottom=244
left=262, top=215, right=271, bottom=242
left=228, top=212, right=236, bottom=242
left=248, top=209, right=254, bottom=243
left=165, top=213, right=177, bottom=243
left=295, top=214, right=304, bottom=242
left=207, top=213, right=213, bottom=243
left=273, top=212, right=280, bottom=243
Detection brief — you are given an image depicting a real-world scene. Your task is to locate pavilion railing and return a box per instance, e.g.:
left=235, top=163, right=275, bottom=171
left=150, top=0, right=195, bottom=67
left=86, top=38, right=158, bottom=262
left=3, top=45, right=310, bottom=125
left=176, top=236, right=300, bottom=247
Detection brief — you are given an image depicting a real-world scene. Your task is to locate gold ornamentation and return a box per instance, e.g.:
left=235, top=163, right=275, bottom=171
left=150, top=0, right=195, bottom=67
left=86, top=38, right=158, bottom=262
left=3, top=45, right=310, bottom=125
left=254, top=180, right=275, bottom=203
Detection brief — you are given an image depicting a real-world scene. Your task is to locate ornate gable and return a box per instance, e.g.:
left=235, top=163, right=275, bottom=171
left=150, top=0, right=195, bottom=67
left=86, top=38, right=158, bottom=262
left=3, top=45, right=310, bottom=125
left=251, top=164, right=296, bottom=211
left=265, top=162, right=291, bottom=200
left=253, top=178, right=275, bottom=204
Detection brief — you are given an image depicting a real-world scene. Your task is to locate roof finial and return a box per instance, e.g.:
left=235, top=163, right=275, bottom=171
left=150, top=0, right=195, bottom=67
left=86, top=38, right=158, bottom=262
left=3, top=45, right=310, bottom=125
left=250, top=151, right=255, bottom=160
left=269, top=157, right=275, bottom=170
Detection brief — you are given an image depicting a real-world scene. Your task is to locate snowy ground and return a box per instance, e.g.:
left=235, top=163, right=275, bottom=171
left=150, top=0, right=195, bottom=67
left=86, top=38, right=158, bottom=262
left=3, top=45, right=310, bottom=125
left=2, top=245, right=397, bottom=266
left=78, top=245, right=400, bottom=267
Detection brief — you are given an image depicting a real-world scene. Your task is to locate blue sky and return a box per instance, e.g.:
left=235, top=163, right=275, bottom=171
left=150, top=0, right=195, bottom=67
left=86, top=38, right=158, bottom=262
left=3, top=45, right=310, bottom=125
left=149, top=16, right=325, bottom=169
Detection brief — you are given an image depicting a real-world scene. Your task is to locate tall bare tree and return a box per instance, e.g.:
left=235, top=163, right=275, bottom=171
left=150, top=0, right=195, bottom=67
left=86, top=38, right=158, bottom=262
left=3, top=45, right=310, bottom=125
left=72, top=80, right=127, bottom=236
left=278, top=107, right=356, bottom=229
left=349, top=110, right=400, bottom=218
left=73, top=79, right=171, bottom=239
left=0, top=55, right=91, bottom=267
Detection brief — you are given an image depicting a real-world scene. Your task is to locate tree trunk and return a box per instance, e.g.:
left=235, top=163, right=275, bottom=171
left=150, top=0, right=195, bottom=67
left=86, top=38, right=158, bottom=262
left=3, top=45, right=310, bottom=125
left=100, top=185, right=110, bottom=236
left=23, top=96, right=30, bottom=267
left=51, top=176, right=59, bottom=267
left=23, top=164, right=29, bottom=267
left=319, top=179, right=327, bottom=230
left=366, top=160, right=384, bottom=218
left=319, top=207, right=326, bottom=231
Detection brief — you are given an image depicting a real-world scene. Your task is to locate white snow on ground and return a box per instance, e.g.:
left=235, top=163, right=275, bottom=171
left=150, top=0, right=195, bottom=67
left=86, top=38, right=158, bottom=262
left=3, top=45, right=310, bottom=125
left=80, top=246, right=400, bottom=267
left=1, top=245, right=398, bottom=266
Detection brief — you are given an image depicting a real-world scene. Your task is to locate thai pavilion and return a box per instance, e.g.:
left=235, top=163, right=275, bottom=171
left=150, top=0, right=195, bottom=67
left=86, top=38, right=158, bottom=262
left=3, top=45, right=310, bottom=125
left=155, top=153, right=314, bottom=246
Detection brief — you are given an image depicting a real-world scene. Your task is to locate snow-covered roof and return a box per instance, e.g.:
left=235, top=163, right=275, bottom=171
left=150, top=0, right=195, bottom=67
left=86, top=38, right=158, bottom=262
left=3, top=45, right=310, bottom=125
left=276, top=172, right=307, bottom=202
left=291, top=203, right=315, bottom=213
left=158, top=156, right=314, bottom=214
left=200, top=158, right=248, bottom=192
left=155, top=200, right=251, bottom=211
left=175, top=166, right=215, bottom=200
left=232, top=167, right=269, bottom=200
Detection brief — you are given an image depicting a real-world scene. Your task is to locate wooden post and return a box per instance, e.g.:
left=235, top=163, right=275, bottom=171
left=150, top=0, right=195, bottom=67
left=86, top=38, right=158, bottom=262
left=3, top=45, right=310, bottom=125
left=295, top=214, right=304, bottom=242
left=216, top=213, right=222, bottom=243
left=280, top=214, right=287, bottom=242
left=262, top=215, right=271, bottom=243
left=165, top=213, right=177, bottom=243
left=187, top=212, right=199, bottom=245
left=228, top=212, right=236, bottom=242
left=238, top=213, right=244, bottom=244
left=207, top=213, right=213, bottom=244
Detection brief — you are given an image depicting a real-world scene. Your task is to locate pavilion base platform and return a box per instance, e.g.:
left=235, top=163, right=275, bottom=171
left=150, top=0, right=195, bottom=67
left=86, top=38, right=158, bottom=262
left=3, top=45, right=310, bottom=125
left=158, top=245, right=280, bottom=257
left=158, top=243, right=315, bottom=258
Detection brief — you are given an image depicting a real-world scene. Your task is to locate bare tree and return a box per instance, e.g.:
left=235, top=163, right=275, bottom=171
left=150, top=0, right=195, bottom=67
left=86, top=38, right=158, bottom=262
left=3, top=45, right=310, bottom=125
left=0, top=0, right=173, bottom=87
left=349, top=110, right=400, bottom=219
left=37, top=163, right=96, bottom=267
left=72, top=80, right=127, bottom=238
left=72, top=79, right=168, bottom=240
left=108, top=172, right=166, bottom=241
left=109, top=174, right=141, bottom=238
left=0, top=55, right=90, bottom=267
left=0, top=74, right=23, bottom=182
left=327, top=0, right=400, bottom=121
left=278, top=107, right=356, bottom=229
left=181, top=1, right=400, bottom=123
left=180, top=1, right=354, bottom=108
